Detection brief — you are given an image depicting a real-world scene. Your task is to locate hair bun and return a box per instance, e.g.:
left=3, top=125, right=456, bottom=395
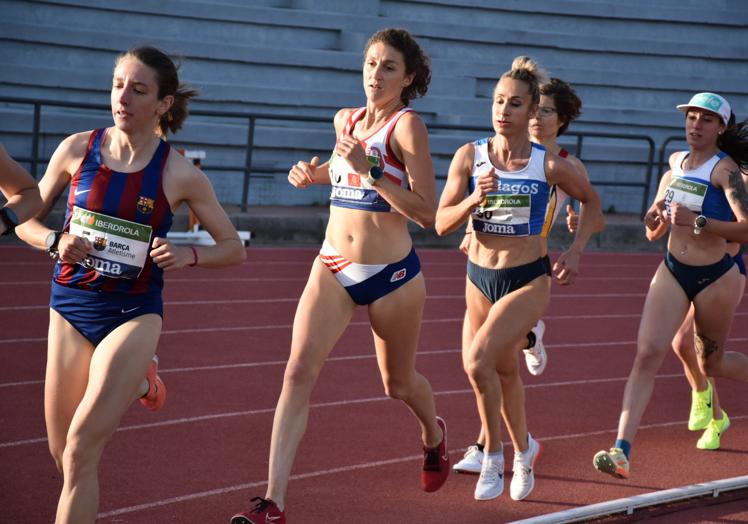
left=510, top=56, right=548, bottom=85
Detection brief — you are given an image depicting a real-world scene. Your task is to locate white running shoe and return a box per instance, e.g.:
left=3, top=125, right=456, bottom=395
left=453, top=445, right=483, bottom=474
left=523, top=320, right=547, bottom=376
left=510, top=433, right=542, bottom=501
left=474, top=451, right=504, bottom=500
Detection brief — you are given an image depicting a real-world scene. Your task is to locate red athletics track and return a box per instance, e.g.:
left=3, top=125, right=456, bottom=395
left=1, top=245, right=747, bottom=523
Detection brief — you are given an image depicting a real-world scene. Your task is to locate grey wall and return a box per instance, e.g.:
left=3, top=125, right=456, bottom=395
left=1, top=0, right=746, bottom=212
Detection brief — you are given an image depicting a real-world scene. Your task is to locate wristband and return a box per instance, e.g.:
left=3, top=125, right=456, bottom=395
left=189, top=246, right=198, bottom=267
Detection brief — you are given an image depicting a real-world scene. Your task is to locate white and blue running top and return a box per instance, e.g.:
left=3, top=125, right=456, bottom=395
left=469, top=139, right=556, bottom=237
left=328, top=107, right=412, bottom=213
left=666, top=151, right=732, bottom=221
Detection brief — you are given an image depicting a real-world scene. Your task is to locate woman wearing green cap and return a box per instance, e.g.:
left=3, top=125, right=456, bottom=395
left=594, top=92, right=748, bottom=479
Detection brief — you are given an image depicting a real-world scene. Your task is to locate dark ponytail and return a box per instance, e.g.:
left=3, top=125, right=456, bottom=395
left=719, top=114, right=748, bottom=175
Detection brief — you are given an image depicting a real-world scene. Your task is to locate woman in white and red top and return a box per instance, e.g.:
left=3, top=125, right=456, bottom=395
left=231, top=28, right=448, bottom=524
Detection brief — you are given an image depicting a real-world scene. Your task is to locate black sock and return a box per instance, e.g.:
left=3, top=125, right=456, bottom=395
left=476, top=442, right=485, bottom=452
left=526, top=331, right=536, bottom=349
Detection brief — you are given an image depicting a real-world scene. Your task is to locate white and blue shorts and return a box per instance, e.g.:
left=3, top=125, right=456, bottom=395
left=319, top=240, right=420, bottom=305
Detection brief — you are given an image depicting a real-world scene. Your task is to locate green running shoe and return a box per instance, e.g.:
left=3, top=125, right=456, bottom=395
left=688, top=381, right=713, bottom=431
left=697, top=410, right=730, bottom=450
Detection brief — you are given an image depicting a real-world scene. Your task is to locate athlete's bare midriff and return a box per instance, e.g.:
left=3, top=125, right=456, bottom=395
left=326, top=206, right=413, bottom=263
left=469, top=233, right=546, bottom=270
left=668, top=224, right=729, bottom=265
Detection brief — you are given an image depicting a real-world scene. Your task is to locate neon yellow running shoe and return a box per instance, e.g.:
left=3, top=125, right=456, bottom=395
left=593, top=447, right=629, bottom=479
left=688, top=381, right=713, bottom=431
left=697, top=410, right=730, bottom=450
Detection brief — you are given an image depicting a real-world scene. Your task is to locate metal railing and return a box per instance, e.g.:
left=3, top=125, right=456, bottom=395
left=658, top=135, right=689, bottom=181
left=1, top=96, right=657, bottom=215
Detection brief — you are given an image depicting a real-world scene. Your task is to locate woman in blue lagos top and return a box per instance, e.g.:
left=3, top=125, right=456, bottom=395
left=15, top=46, right=246, bottom=523
left=594, top=92, right=748, bottom=479
left=435, top=56, right=602, bottom=503
left=232, top=28, right=448, bottom=524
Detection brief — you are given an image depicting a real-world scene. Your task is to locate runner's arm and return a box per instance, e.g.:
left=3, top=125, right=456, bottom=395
left=156, top=154, right=246, bottom=270
left=15, top=132, right=89, bottom=251
left=0, top=145, right=42, bottom=234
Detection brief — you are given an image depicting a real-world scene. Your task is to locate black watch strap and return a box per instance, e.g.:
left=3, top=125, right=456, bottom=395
left=48, top=231, right=63, bottom=254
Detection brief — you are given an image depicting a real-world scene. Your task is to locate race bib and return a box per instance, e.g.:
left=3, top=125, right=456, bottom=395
left=329, top=151, right=380, bottom=189
left=69, top=206, right=153, bottom=279
left=328, top=151, right=389, bottom=211
left=665, top=177, right=707, bottom=212
left=472, top=194, right=531, bottom=236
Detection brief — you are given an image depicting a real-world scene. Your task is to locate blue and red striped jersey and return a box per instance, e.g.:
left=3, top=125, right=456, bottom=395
left=53, top=128, right=173, bottom=295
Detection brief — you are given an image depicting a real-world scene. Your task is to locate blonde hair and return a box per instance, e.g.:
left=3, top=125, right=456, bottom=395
left=499, top=56, right=548, bottom=104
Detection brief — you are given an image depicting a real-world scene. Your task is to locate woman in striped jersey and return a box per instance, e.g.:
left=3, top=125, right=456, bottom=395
left=15, top=46, right=245, bottom=523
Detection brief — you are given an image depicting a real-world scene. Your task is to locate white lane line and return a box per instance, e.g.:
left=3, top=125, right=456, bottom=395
left=6, top=310, right=748, bottom=345
left=0, top=343, right=640, bottom=388
left=0, top=372, right=720, bottom=449
left=94, top=414, right=748, bottom=520
left=0, top=343, right=645, bottom=389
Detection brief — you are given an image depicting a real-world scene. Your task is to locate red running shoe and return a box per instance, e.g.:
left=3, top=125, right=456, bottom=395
left=139, top=355, right=166, bottom=412
left=231, top=497, right=285, bottom=524
left=421, top=416, right=449, bottom=492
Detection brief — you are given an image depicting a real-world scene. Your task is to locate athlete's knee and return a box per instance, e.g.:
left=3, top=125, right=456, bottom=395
left=282, top=358, right=321, bottom=390
left=634, top=339, right=667, bottom=370
left=463, top=355, right=495, bottom=388
left=381, top=374, right=412, bottom=401
left=61, top=433, right=106, bottom=482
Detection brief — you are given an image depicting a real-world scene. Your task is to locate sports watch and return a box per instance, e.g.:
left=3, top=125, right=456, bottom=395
left=364, top=165, right=384, bottom=187
left=0, top=206, right=19, bottom=236
left=693, top=215, right=707, bottom=235
left=45, top=230, right=63, bottom=257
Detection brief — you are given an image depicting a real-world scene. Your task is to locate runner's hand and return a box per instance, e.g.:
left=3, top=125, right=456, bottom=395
left=668, top=203, right=696, bottom=227
left=470, top=167, right=498, bottom=207
left=335, top=133, right=370, bottom=175
left=553, top=249, right=580, bottom=285
left=57, top=233, right=91, bottom=264
left=150, top=237, right=191, bottom=270
left=644, top=200, right=668, bottom=231
left=459, top=231, right=471, bottom=255
left=288, top=156, right=319, bottom=188
left=566, top=204, right=579, bottom=233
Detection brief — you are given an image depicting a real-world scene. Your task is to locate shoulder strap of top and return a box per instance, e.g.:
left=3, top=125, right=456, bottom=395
left=82, top=128, right=106, bottom=170
left=343, top=107, right=366, bottom=135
